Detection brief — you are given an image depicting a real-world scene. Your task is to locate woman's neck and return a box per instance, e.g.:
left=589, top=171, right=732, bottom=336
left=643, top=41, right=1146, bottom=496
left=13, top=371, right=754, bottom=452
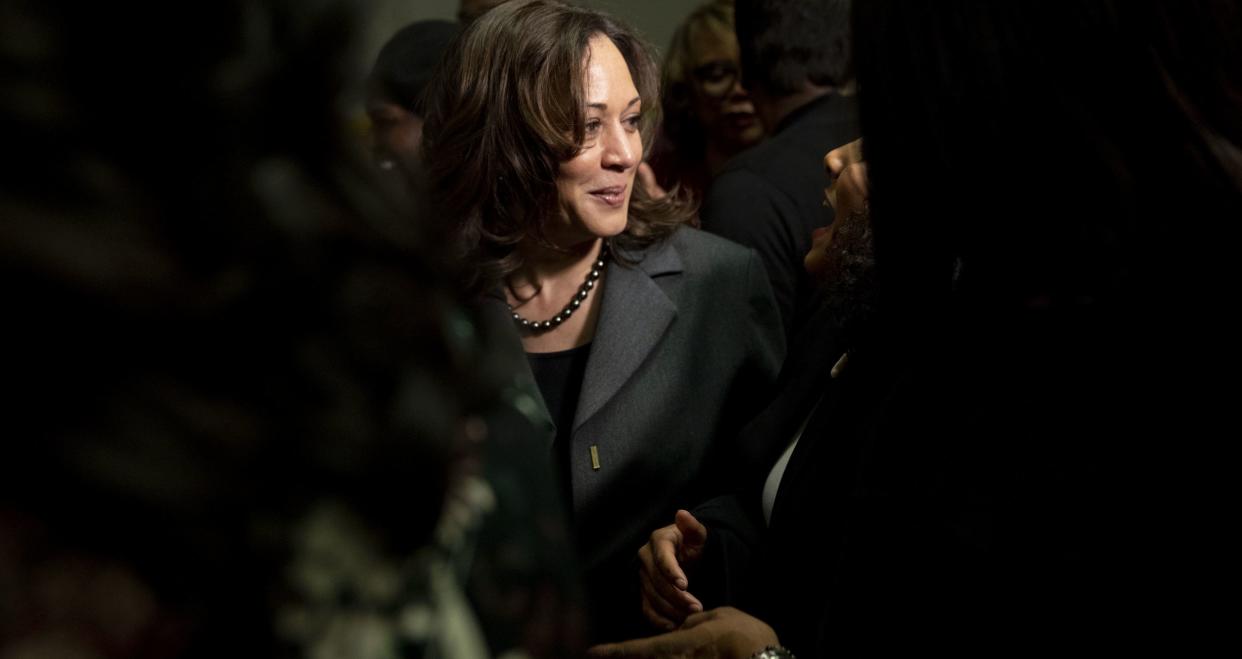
left=509, top=238, right=604, bottom=297
left=507, top=237, right=607, bottom=353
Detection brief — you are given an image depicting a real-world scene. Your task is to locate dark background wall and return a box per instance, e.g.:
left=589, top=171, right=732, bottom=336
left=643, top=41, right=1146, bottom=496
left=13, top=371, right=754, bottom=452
left=364, top=0, right=702, bottom=65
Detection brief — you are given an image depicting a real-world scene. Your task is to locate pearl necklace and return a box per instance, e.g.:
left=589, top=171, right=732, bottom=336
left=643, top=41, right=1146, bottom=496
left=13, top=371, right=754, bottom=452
left=508, top=243, right=610, bottom=333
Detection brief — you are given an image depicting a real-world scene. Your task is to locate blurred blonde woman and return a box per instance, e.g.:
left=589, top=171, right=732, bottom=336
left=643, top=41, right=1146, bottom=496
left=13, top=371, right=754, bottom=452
left=645, top=0, right=765, bottom=201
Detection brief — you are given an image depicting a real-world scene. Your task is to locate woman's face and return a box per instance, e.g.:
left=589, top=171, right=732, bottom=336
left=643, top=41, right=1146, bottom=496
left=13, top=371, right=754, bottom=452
left=554, top=35, right=643, bottom=246
left=687, top=25, right=763, bottom=152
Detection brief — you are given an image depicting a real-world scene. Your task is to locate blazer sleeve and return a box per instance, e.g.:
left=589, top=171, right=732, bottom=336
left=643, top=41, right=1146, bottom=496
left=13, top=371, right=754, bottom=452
left=687, top=491, right=765, bottom=610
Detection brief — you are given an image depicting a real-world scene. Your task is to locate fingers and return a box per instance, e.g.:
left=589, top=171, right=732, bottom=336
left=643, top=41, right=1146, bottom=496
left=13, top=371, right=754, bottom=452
left=842, top=162, right=869, bottom=192
left=639, top=588, right=678, bottom=630
left=648, top=525, right=689, bottom=589
left=824, top=138, right=863, bottom=176
left=588, top=638, right=650, bottom=658
left=586, top=642, right=626, bottom=658
left=824, top=139, right=866, bottom=213
left=836, top=162, right=870, bottom=213
left=654, top=573, right=702, bottom=616
left=639, top=541, right=703, bottom=619
left=679, top=607, right=721, bottom=630
left=637, top=511, right=708, bottom=632
left=826, top=162, right=869, bottom=216
left=834, top=139, right=864, bottom=172
left=639, top=569, right=684, bottom=630
left=588, top=628, right=696, bottom=659
left=825, top=150, right=845, bottom=177
left=673, top=509, right=707, bottom=551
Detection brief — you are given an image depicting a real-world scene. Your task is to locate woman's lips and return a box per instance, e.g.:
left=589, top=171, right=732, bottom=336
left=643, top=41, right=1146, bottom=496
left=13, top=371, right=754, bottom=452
left=590, top=185, right=627, bottom=208
left=725, top=111, right=757, bottom=128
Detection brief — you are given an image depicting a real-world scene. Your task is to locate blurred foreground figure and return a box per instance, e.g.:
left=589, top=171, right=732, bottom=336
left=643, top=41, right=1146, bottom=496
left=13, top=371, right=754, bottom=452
left=365, top=20, right=459, bottom=175
left=1, top=2, right=582, bottom=657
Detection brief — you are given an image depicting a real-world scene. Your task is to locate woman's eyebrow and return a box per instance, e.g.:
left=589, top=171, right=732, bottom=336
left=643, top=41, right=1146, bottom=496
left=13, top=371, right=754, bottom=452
left=587, top=95, right=642, bottom=111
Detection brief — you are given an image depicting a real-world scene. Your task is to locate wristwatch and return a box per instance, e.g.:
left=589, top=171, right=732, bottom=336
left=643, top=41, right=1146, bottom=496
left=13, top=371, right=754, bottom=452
left=751, top=645, right=796, bottom=659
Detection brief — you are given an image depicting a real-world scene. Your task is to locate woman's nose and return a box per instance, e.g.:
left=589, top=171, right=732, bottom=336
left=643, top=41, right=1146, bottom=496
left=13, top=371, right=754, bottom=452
left=727, top=75, right=749, bottom=100
left=602, top=127, right=638, bottom=170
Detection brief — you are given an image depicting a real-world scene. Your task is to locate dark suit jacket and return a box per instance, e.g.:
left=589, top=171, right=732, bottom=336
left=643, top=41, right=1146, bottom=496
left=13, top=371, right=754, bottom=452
left=485, top=226, right=785, bottom=642
left=700, top=92, right=859, bottom=340
left=688, top=297, right=846, bottom=613
left=695, top=303, right=1201, bottom=656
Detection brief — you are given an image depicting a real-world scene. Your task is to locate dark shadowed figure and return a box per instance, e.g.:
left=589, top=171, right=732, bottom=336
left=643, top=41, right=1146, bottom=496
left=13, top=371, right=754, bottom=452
left=1, top=2, right=583, bottom=657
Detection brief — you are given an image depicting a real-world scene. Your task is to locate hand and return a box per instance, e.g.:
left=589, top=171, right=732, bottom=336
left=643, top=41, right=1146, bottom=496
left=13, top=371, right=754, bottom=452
left=638, top=162, right=669, bottom=199
left=824, top=138, right=863, bottom=177
left=808, top=140, right=870, bottom=280
left=637, top=509, right=707, bottom=629
left=588, top=607, right=779, bottom=659
left=826, top=161, right=869, bottom=218
left=822, top=138, right=867, bottom=213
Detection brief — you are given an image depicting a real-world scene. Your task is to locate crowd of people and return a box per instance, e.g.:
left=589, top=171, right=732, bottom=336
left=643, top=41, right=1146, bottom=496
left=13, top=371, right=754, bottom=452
left=3, top=0, right=1239, bottom=657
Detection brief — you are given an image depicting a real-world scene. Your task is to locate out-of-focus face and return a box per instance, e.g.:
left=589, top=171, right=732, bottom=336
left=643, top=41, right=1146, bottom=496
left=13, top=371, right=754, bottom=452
left=366, top=97, right=424, bottom=172
left=807, top=141, right=869, bottom=281
left=687, top=24, right=763, bottom=152
left=552, top=34, right=643, bottom=246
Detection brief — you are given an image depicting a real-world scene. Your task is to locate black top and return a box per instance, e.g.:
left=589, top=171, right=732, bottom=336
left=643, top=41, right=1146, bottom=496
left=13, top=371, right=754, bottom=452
left=527, top=343, right=592, bottom=509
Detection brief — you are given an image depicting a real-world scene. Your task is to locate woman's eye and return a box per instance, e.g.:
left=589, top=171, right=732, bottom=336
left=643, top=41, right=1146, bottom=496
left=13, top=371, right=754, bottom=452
left=624, top=114, right=642, bottom=130
left=585, top=119, right=602, bottom=135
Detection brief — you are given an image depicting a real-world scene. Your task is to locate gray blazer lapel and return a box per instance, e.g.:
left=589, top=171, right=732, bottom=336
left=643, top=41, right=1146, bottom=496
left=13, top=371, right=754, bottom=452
left=573, top=240, right=682, bottom=431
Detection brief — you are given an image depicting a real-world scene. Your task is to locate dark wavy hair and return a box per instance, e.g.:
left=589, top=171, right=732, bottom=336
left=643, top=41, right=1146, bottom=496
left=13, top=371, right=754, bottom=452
left=422, top=0, right=694, bottom=295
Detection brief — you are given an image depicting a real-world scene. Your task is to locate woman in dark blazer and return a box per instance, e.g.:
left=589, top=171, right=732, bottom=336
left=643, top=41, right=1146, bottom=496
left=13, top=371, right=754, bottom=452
left=421, top=0, right=785, bottom=642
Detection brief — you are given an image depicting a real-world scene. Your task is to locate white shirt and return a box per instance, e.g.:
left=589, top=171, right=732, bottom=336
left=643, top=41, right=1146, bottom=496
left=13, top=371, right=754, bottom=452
left=761, top=394, right=823, bottom=525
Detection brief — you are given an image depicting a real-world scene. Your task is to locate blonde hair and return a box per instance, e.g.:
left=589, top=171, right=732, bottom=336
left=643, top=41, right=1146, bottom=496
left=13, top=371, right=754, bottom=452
left=661, top=0, right=736, bottom=146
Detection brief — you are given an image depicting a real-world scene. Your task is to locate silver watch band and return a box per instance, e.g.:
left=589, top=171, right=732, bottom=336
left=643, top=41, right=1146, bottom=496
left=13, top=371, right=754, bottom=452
left=751, top=645, right=796, bottom=659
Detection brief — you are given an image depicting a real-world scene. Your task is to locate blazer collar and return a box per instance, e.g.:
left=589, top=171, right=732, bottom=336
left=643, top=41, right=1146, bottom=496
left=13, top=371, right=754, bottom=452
left=619, top=236, right=683, bottom=278
left=573, top=237, right=683, bottom=430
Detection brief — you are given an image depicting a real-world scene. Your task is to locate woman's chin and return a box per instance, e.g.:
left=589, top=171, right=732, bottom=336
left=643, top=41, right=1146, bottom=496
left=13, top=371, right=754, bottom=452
left=578, top=210, right=630, bottom=240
